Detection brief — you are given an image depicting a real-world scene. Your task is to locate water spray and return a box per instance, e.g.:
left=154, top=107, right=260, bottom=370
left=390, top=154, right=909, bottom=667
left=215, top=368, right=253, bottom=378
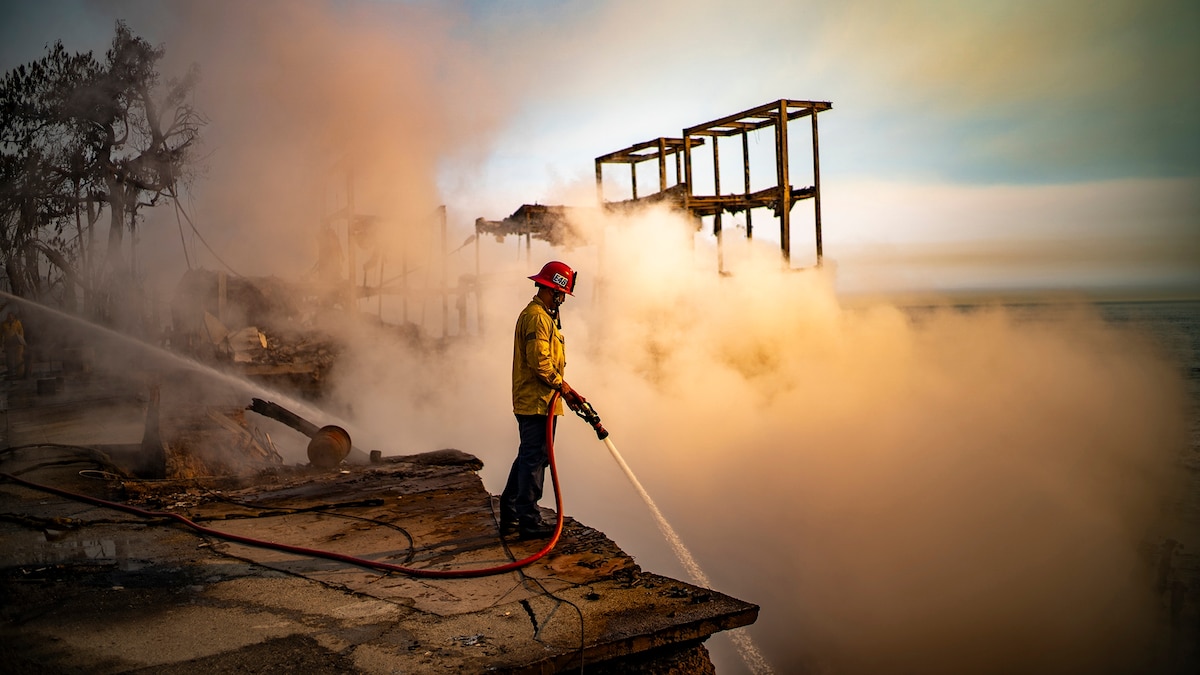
left=1, top=394, right=571, bottom=579
left=571, top=397, right=773, bottom=675
left=3, top=290, right=770, bottom=667
left=0, top=290, right=341, bottom=434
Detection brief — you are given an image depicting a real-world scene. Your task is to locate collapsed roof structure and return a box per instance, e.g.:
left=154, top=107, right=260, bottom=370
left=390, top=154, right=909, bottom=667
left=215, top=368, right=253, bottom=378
left=479, top=98, right=832, bottom=273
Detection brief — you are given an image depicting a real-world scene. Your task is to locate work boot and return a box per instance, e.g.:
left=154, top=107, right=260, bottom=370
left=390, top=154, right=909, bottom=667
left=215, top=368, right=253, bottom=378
left=518, top=520, right=555, bottom=540
left=498, top=505, right=519, bottom=534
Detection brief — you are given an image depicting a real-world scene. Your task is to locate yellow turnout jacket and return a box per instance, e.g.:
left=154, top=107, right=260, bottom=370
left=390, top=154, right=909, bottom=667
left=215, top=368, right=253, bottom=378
left=512, top=297, right=565, bottom=416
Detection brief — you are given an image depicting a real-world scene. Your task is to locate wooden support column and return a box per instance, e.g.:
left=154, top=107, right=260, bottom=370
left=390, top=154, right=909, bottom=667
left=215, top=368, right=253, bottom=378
left=594, top=159, right=604, bottom=205
left=682, top=132, right=696, bottom=255
left=742, top=129, right=753, bottom=240
left=683, top=133, right=694, bottom=215
left=658, top=137, right=668, bottom=192
left=811, top=110, right=823, bottom=266
left=776, top=100, right=792, bottom=265
left=713, top=135, right=724, bottom=273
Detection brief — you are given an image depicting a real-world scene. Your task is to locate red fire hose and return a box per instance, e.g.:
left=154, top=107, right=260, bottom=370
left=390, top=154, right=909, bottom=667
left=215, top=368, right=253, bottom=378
left=0, top=393, right=565, bottom=579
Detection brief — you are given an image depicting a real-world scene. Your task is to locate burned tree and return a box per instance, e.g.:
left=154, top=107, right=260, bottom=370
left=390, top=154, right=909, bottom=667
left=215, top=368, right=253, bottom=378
left=0, top=42, right=97, bottom=305
left=0, top=21, right=204, bottom=325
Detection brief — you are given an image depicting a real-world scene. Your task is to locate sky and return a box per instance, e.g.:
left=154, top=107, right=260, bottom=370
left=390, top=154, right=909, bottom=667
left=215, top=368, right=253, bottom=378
left=2, top=3, right=1199, bottom=674
left=1, top=0, right=1198, bottom=297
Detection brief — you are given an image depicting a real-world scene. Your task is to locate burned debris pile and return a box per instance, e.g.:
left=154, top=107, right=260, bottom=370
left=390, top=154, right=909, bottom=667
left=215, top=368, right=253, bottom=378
left=168, top=269, right=342, bottom=395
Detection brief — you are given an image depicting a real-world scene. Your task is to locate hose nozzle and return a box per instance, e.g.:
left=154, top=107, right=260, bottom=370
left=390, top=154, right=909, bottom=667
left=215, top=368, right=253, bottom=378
left=574, top=401, right=609, bottom=440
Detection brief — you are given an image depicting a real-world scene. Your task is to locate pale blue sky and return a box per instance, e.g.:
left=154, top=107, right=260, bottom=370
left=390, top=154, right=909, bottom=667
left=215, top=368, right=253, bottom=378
left=2, top=0, right=1198, bottom=296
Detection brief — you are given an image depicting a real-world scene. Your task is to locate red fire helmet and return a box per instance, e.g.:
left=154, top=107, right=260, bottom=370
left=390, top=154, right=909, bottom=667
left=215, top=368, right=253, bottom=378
left=528, top=261, right=576, bottom=295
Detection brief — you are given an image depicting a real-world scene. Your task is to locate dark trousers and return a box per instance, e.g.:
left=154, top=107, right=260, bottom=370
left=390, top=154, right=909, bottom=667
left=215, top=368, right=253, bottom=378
left=501, top=414, right=557, bottom=526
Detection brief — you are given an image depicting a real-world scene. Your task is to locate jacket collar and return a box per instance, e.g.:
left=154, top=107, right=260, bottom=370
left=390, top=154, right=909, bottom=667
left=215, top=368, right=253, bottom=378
left=531, top=295, right=560, bottom=325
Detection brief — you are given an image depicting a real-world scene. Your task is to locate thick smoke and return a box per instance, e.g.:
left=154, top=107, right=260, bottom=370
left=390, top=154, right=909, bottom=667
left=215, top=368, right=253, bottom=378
left=540, top=208, right=1186, bottom=674
left=42, top=2, right=1189, bottom=673
left=136, top=0, right=508, bottom=294
left=318, top=202, right=1187, bottom=674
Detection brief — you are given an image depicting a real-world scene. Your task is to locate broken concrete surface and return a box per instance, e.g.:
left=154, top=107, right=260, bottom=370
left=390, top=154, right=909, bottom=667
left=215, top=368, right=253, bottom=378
left=1, top=400, right=757, bottom=673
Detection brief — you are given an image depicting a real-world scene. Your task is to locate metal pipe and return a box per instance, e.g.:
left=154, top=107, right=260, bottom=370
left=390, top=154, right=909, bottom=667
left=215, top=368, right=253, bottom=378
left=307, top=425, right=352, bottom=468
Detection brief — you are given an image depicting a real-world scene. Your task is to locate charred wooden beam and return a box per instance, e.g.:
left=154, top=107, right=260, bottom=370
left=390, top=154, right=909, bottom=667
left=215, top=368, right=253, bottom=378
left=247, top=398, right=320, bottom=439
left=685, top=99, right=831, bottom=138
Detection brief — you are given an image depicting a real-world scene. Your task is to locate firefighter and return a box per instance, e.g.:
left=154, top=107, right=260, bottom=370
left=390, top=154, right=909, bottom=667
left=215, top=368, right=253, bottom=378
left=2, top=312, right=26, bottom=379
left=500, top=261, right=584, bottom=539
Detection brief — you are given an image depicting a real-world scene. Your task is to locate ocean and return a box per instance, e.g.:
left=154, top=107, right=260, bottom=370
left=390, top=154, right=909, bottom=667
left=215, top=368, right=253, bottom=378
left=1045, top=300, right=1197, bottom=671
left=1096, top=301, right=1200, bottom=456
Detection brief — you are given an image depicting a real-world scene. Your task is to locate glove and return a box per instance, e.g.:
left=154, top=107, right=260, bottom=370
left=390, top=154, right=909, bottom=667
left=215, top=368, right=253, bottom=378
left=560, top=381, right=584, bottom=411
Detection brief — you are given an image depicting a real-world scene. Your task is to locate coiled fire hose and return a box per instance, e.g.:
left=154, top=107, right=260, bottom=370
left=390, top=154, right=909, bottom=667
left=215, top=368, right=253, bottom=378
left=0, top=392, right=582, bottom=579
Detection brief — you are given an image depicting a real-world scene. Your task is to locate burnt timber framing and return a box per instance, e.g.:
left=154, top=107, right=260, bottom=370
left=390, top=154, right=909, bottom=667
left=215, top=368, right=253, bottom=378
left=593, top=137, right=702, bottom=206
left=323, top=164, right=463, bottom=336
left=595, top=98, right=831, bottom=269
left=473, top=204, right=590, bottom=251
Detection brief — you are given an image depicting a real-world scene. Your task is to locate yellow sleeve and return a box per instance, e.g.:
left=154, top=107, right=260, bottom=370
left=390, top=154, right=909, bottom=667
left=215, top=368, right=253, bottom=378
left=523, top=312, right=562, bottom=390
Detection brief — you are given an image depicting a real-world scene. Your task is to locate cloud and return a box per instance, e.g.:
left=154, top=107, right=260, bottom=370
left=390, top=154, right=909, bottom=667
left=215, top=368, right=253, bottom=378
left=818, top=176, right=1200, bottom=295
left=812, top=0, right=1200, bottom=180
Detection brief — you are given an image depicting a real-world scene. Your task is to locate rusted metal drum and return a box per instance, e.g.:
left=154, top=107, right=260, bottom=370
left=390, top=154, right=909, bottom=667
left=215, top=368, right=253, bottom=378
left=307, top=425, right=352, bottom=468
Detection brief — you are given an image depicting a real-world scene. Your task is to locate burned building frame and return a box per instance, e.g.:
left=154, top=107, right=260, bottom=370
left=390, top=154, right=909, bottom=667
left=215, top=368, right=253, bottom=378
left=595, top=98, right=831, bottom=271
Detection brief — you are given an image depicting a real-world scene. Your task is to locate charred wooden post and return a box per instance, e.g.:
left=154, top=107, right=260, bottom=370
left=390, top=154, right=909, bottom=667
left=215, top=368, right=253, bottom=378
left=246, top=398, right=351, bottom=469
left=658, top=136, right=669, bottom=192
left=776, top=100, right=791, bottom=263
left=136, top=379, right=166, bottom=479
left=812, top=108, right=823, bottom=265
left=247, top=398, right=320, bottom=438
left=594, top=137, right=698, bottom=207
left=713, top=131, right=724, bottom=273
left=742, top=128, right=753, bottom=239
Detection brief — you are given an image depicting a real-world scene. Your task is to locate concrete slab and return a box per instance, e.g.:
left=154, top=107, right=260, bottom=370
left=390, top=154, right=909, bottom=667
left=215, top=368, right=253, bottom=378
left=1, top=445, right=757, bottom=673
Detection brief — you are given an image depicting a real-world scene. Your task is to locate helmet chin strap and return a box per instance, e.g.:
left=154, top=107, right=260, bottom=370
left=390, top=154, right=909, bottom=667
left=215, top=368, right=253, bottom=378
left=551, top=291, right=565, bottom=327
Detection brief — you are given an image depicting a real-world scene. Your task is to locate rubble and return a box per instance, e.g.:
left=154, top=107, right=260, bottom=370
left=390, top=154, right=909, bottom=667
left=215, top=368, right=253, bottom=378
left=168, top=269, right=342, bottom=395
left=0, top=362, right=759, bottom=674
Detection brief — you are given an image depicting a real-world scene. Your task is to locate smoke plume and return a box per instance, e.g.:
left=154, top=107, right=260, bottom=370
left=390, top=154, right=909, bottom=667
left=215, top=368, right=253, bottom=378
left=34, top=3, right=1188, bottom=673
left=313, top=202, right=1188, bottom=674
